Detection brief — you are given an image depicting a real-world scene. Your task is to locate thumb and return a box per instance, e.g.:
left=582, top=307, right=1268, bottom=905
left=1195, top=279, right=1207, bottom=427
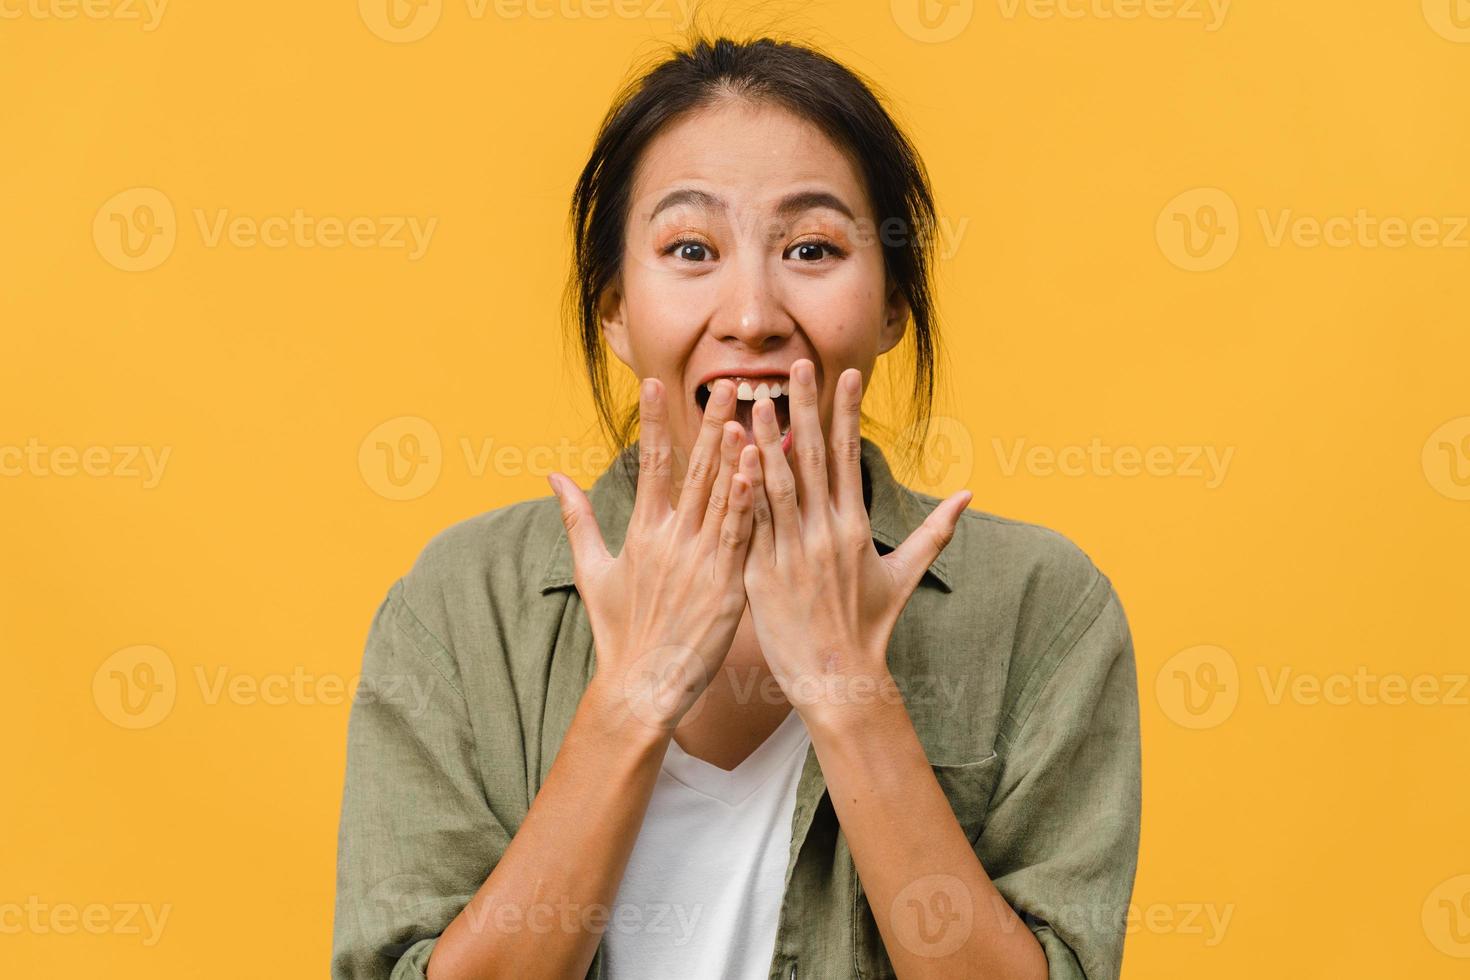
left=885, top=489, right=971, bottom=597
left=548, top=472, right=610, bottom=576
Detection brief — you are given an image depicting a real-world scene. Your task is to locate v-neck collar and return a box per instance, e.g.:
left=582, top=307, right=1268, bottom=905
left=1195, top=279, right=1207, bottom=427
left=660, top=707, right=810, bottom=806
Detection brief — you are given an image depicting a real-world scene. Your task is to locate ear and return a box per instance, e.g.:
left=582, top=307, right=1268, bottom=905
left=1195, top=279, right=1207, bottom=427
left=598, top=276, right=633, bottom=367
left=877, top=276, right=910, bottom=355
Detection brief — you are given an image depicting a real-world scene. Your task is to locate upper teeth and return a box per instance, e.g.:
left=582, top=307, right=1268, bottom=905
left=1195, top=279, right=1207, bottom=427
left=704, top=379, right=786, bottom=400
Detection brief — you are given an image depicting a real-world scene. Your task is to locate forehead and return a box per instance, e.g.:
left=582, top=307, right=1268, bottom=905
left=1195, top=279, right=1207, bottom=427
left=630, top=99, right=870, bottom=216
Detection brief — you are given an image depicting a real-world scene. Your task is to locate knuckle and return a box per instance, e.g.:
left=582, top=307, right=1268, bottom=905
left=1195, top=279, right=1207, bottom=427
left=768, top=477, right=798, bottom=507
left=833, top=435, right=861, bottom=466
left=649, top=543, right=678, bottom=573
left=639, top=445, right=671, bottom=477
left=624, top=522, right=655, bottom=552
left=686, top=452, right=715, bottom=487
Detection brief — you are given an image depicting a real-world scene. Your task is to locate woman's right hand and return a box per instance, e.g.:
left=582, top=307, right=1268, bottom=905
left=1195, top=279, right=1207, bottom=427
left=548, top=377, right=756, bottom=732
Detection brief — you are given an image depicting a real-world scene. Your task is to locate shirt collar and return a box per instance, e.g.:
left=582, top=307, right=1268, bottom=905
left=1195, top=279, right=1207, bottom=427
left=539, top=435, right=956, bottom=594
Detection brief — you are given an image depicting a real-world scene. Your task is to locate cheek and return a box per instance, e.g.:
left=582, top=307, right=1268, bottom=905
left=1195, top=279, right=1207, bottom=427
left=785, top=246, right=887, bottom=316
left=620, top=275, right=706, bottom=364
left=786, top=277, right=885, bottom=359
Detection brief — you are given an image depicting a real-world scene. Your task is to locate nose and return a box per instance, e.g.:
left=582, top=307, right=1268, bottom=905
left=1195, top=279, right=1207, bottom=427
left=709, top=249, right=796, bottom=349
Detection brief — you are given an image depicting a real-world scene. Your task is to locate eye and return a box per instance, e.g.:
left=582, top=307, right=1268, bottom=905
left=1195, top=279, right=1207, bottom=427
left=663, top=237, right=715, bottom=262
left=786, top=239, right=845, bottom=262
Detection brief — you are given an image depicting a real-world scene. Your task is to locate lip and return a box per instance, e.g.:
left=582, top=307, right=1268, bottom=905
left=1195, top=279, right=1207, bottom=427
left=692, top=366, right=796, bottom=394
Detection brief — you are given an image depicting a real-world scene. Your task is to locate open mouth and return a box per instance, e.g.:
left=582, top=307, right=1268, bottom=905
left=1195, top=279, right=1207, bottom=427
left=694, top=378, right=792, bottom=445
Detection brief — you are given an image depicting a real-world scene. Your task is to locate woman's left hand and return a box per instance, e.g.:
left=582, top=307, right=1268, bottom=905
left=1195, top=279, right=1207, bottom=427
left=739, top=357, right=973, bottom=722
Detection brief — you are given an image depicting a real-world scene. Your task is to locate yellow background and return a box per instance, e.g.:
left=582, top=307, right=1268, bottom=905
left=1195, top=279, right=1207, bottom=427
left=3, top=0, right=1468, bottom=975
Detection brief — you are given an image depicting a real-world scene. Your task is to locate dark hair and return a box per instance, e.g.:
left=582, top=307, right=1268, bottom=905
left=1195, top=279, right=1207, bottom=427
left=564, top=33, right=943, bottom=479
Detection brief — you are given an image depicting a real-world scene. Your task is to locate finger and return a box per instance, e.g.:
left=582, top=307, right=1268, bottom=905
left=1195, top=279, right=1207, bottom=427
left=676, top=379, right=736, bottom=534
left=752, top=394, right=798, bottom=559
left=632, top=378, right=672, bottom=526
left=714, top=472, right=755, bottom=586
left=829, top=367, right=864, bottom=515
left=787, top=358, right=830, bottom=521
left=885, top=489, right=972, bottom=597
left=698, top=419, right=744, bottom=553
left=740, top=443, right=775, bottom=562
left=548, top=471, right=612, bottom=580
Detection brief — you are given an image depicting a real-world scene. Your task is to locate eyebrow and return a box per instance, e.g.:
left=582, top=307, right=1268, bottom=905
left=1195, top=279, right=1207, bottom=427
left=647, top=188, right=856, bottom=223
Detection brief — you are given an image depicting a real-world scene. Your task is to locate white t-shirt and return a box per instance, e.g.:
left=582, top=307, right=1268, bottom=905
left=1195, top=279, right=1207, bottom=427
left=603, top=707, right=811, bottom=979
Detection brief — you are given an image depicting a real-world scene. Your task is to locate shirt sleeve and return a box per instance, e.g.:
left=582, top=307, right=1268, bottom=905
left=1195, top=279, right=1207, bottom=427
left=977, top=577, right=1142, bottom=980
left=330, top=580, right=514, bottom=980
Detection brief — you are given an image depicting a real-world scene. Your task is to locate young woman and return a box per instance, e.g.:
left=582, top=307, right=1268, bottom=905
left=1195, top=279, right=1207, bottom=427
left=332, top=36, right=1141, bottom=980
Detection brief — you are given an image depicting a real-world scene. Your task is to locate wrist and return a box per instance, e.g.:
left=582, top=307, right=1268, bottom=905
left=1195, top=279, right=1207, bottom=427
left=579, top=673, right=680, bottom=752
left=788, top=667, right=906, bottom=736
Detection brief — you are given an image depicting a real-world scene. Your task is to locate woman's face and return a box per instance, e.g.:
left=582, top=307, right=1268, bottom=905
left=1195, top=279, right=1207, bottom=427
left=599, top=98, right=910, bottom=485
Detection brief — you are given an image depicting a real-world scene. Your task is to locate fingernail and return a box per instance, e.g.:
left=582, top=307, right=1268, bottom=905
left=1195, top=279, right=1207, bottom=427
left=642, top=378, right=657, bottom=399
left=713, top=380, right=732, bottom=406
left=796, top=360, right=814, bottom=384
left=547, top=473, right=561, bottom=495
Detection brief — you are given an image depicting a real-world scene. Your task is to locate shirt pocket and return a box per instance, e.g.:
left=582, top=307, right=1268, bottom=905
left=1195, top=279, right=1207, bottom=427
left=852, top=751, right=1003, bottom=980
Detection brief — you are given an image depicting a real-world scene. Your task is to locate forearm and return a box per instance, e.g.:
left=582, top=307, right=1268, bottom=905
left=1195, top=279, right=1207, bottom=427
left=803, top=677, right=1048, bottom=980
left=427, top=678, right=670, bottom=980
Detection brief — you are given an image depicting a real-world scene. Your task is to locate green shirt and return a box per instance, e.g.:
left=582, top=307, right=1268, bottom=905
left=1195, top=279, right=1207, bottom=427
left=331, top=436, right=1141, bottom=980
